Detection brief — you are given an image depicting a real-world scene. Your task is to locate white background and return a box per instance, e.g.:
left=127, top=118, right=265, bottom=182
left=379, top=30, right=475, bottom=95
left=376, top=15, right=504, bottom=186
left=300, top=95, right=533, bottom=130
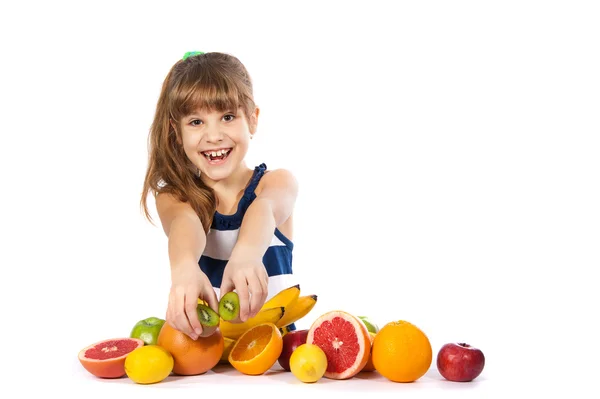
left=1, top=0, right=598, bottom=397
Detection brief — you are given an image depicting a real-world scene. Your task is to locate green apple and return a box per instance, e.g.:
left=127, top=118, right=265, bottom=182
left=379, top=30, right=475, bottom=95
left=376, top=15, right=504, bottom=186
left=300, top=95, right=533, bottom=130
left=130, top=317, right=166, bottom=345
left=358, top=316, right=379, bottom=334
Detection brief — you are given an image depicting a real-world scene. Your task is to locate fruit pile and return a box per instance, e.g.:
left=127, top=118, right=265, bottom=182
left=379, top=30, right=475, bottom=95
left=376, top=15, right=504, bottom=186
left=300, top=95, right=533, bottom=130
left=78, top=284, right=485, bottom=385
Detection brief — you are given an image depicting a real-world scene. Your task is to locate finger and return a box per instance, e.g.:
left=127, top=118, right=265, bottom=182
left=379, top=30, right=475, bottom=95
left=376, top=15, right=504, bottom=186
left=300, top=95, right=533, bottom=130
left=234, top=276, right=250, bottom=322
left=174, top=288, right=195, bottom=339
left=259, top=276, right=269, bottom=315
left=166, top=290, right=177, bottom=329
left=219, top=277, right=234, bottom=300
left=203, top=287, right=220, bottom=314
left=185, top=293, right=203, bottom=338
left=259, top=274, right=269, bottom=302
left=254, top=272, right=268, bottom=317
left=248, top=275, right=265, bottom=319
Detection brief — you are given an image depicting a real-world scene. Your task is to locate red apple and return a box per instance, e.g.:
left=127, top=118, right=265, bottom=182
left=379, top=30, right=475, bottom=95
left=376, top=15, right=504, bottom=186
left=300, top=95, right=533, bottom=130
left=277, top=329, right=309, bottom=371
left=437, top=342, right=485, bottom=382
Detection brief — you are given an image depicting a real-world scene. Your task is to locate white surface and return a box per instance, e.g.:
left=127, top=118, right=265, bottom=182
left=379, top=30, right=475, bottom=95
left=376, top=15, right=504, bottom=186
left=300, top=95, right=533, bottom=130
left=1, top=0, right=599, bottom=397
left=67, top=362, right=497, bottom=399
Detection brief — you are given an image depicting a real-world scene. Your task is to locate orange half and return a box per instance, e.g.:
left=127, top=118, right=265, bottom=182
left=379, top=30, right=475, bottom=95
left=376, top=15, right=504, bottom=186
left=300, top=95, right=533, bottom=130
left=228, top=323, right=283, bottom=375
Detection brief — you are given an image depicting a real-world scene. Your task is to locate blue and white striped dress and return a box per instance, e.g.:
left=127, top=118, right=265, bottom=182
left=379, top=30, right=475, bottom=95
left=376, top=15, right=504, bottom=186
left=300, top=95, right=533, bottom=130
left=198, top=163, right=297, bottom=308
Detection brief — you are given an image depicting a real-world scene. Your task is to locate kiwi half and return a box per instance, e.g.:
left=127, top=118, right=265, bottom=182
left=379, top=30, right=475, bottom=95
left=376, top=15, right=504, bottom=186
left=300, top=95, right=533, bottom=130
left=219, top=291, right=240, bottom=321
left=196, top=303, right=220, bottom=327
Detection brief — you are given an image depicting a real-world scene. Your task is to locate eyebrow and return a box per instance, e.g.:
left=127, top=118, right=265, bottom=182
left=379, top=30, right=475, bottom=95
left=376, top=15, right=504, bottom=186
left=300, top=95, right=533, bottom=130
left=186, top=110, right=235, bottom=119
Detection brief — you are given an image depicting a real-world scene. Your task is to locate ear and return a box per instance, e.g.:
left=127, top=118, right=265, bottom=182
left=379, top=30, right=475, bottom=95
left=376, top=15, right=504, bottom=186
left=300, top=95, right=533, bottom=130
left=249, top=107, right=260, bottom=136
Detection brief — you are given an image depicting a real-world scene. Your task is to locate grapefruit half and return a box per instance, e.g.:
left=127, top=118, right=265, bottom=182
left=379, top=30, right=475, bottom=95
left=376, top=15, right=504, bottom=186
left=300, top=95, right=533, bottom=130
left=78, top=337, right=144, bottom=378
left=306, top=310, right=371, bottom=379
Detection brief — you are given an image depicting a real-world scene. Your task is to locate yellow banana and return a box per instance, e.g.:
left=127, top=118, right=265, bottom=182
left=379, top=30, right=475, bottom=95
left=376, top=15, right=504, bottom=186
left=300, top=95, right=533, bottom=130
left=279, top=325, right=293, bottom=337
left=276, top=295, right=317, bottom=328
left=220, top=337, right=236, bottom=364
left=219, top=306, right=285, bottom=340
left=260, top=284, right=301, bottom=311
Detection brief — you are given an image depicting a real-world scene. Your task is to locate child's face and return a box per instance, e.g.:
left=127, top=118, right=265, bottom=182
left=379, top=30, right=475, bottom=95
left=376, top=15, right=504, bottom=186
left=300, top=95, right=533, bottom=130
left=178, top=106, right=258, bottom=182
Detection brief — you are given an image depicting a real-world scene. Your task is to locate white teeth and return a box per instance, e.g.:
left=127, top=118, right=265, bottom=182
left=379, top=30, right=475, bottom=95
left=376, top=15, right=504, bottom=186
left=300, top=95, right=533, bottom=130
left=203, top=148, right=231, bottom=159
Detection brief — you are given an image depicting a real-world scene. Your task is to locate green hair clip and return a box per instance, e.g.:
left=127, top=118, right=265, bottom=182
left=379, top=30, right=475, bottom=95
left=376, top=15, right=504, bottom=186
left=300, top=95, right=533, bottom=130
left=182, top=51, right=205, bottom=60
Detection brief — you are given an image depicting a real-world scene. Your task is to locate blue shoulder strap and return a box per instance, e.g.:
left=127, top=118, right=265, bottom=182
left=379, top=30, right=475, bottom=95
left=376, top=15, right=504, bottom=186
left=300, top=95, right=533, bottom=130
left=211, top=163, right=267, bottom=230
left=243, top=163, right=268, bottom=200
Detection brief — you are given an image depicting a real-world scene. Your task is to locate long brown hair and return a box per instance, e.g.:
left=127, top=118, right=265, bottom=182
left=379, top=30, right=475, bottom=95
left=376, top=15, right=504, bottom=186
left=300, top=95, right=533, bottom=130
left=140, top=52, right=256, bottom=232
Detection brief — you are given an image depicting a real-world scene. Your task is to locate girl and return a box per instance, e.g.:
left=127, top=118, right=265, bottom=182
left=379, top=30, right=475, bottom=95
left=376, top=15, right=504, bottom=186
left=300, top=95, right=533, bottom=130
left=141, top=51, right=298, bottom=340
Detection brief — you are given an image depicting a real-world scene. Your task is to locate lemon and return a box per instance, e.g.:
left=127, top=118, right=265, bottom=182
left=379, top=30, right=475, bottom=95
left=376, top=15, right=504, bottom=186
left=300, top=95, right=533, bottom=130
left=290, top=343, right=328, bottom=383
left=124, top=345, right=174, bottom=384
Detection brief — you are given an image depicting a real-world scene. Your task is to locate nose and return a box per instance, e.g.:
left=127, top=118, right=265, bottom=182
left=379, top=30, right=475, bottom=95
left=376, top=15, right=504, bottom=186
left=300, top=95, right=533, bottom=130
left=205, top=123, right=224, bottom=143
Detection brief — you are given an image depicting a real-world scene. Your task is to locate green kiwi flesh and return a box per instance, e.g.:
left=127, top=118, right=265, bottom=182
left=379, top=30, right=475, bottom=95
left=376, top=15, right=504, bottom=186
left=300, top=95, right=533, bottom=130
left=219, top=291, right=240, bottom=321
left=196, top=304, right=220, bottom=327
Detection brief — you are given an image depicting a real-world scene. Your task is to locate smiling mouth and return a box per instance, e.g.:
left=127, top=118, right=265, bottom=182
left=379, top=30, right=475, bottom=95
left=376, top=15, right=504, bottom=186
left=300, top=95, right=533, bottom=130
left=202, top=148, right=231, bottom=162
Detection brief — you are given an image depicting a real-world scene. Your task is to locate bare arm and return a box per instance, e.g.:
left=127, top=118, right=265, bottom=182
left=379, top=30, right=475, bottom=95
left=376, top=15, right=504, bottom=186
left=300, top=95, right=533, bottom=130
left=156, top=193, right=206, bottom=274
left=222, top=169, right=299, bottom=320
left=155, top=193, right=218, bottom=338
left=231, top=169, right=298, bottom=260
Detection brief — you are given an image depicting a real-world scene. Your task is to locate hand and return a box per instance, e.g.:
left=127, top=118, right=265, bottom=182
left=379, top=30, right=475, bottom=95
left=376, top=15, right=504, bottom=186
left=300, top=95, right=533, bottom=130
left=220, top=256, right=269, bottom=322
left=166, top=265, right=219, bottom=340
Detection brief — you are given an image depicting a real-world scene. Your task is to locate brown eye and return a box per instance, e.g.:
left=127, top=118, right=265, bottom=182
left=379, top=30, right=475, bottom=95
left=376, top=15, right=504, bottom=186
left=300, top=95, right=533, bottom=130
left=223, top=114, right=235, bottom=122
left=191, top=120, right=202, bottom=126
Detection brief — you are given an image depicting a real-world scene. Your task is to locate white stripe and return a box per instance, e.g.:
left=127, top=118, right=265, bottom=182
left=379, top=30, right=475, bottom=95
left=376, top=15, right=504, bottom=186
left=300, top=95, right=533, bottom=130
left=212, top=274, right=298, bottom=302
left=265, top=274, right=298, bottom=301
left=203, top=228, right=286, bottom=261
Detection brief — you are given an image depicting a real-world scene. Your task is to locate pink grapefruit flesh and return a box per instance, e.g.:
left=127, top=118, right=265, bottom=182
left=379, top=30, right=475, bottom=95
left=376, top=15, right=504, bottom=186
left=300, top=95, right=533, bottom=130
left=78, top=337, right=144, bottom=378
left=306, top=310, right=371, bottom=379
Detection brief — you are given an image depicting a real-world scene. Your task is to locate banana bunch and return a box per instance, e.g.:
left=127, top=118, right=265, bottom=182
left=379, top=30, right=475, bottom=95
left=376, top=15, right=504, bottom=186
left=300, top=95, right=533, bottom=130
left=218, top=284, right=318, bottom=341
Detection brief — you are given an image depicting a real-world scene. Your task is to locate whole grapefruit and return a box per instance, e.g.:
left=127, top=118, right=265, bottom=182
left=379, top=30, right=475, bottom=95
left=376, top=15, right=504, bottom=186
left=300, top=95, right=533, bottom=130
left=157, top=322, right=224, bottom=375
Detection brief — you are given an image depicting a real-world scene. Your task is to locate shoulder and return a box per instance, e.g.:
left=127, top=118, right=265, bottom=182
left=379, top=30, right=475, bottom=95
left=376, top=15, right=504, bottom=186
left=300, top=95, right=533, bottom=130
left=155, top=191, right=199, bottom=231
left=256, top=168, right=298, bottom=195
left=155, top=191, right=186, bottom=213
left=253, top=168, right=298, bottom=224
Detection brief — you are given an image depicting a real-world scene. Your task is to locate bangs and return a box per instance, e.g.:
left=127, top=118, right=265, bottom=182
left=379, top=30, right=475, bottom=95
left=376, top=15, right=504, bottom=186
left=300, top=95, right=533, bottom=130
left=169, top=67, right=247, bottom=121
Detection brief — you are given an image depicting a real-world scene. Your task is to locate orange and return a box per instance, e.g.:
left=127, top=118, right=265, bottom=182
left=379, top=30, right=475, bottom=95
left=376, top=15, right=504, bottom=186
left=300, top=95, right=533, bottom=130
left=156, top=323, right=224, bottom=375
left=372, top=320, right=432, bottom=382
left=228, top=323, right=283, bottom=375
left=361, top=332, right=377, bottom=372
